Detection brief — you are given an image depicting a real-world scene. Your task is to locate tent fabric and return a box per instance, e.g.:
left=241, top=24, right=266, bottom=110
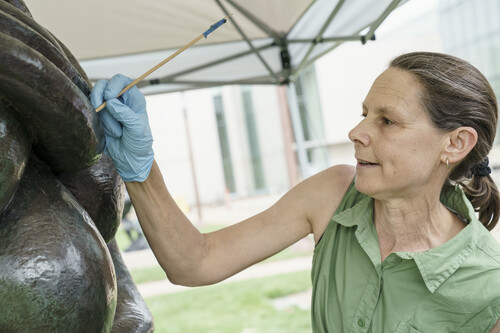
left=23, top=0, right=408, bottom=94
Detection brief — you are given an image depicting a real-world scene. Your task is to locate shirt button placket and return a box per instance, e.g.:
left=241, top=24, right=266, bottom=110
left=351, top=271, right=379, bottom=332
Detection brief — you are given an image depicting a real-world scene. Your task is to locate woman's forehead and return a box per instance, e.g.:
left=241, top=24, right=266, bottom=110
left=364, top=68, right=424, bottom=113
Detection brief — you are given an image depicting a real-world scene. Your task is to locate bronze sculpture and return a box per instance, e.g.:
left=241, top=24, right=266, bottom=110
left=0, top=0, right=154, bottom=331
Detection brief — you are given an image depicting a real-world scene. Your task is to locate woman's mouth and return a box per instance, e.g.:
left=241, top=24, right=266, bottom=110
left=357, top=159, right=379, bottom=167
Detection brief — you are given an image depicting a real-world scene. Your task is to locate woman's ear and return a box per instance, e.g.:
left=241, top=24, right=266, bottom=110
left=443, top=127, right=478, bottom=164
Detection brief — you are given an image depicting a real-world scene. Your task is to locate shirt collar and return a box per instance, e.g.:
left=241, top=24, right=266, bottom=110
left=332, top=183, right=478, bottom=293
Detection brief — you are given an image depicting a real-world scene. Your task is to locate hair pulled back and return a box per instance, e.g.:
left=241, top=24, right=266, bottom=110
left=390, top=51, right=499, bottom=231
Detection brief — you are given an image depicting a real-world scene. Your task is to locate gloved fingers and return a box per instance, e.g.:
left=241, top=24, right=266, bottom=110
left=120, top=85, right=147, bottom=112
left=105, top=98, right=139, bottom=126
left=103, top=139, right=151, bottom=182
left=98, top=108, right=123, bottom=139
left=104, top=74, right=133, bottom=101
left=105, top=99, right=153, bottom=154
left=90, top=79, right=109, bottom=109
left=103, top=129, right=155, bottom=183
left=122, top=111, right=153, bottom=144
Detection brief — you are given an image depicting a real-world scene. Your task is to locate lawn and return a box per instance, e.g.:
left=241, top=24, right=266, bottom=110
left=115, top=224, right=314, bottom=332
left=144, top=270, right=312, bottom=333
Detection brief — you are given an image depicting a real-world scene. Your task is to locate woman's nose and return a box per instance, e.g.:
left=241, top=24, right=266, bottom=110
left=348, top=119, right=370, bottom=146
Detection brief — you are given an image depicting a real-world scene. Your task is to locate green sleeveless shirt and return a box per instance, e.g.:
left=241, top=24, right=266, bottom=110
left=311, top=180, right=500, bottom=332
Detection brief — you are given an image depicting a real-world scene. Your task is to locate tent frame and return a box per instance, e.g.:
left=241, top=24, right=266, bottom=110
left=138, top=0, right=403, bottom=93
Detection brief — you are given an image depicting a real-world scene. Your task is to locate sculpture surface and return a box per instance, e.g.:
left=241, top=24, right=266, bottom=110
left=0, top=0, right=154, bottom=331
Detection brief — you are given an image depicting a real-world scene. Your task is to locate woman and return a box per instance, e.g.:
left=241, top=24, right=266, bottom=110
left=91, top=52, right=500, bottom=332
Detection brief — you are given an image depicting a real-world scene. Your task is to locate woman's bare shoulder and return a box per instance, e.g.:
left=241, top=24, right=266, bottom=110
left=263, top=164, right=355, bottom=245
left=320, top=164, right=355, bottom=186
left=301, top=164, right=355, bottom=242
left=307, top=164, right=355, bottom=195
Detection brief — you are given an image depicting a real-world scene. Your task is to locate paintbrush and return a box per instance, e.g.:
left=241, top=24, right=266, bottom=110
left=95, top=14, right=232, bottom=112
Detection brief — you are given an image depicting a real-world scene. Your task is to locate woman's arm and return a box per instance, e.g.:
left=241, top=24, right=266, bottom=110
left=90, top=73, right=354, bottom=287
left=126, top=161, right=354, bottom=286
left=491, top=318, right=500, bottom=333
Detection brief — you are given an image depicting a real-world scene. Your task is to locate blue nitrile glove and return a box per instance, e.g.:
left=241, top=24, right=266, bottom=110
left=90, top=74, right=154, bottom=182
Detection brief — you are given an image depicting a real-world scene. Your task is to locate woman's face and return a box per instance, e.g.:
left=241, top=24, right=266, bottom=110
left=348, top=67, right=448, bottom=201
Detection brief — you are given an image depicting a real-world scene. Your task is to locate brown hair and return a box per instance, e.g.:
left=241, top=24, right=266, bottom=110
left=390, top=51, right=499, bottom=231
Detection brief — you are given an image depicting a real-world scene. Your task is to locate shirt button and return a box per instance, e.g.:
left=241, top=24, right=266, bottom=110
left=358, top=318, right=365, bottom=327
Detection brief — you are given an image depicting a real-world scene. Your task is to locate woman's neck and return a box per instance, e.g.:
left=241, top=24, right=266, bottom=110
left=373, top=196, right=466, bottom=262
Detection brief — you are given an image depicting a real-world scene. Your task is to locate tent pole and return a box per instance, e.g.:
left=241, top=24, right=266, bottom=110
left=365, top=0, right=403, bottom=41
left=154, top=43, right=275, bottom=85
left=277, top=85, right=300, bottom=187
left=293, top=0, right=346, bottom=80
left=181, top=92, right=203, bottom=225
left=214, top=0, right=281, bottom=83
left=286, top=82, right=310, bottom=180
left=225, top=0, right=281, bottom=40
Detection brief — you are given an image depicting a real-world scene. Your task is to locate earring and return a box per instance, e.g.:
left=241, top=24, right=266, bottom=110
left=446, top=158, right=449, bottom=167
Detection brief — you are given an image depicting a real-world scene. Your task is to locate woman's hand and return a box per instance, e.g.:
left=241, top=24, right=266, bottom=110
left=90, top=74, right=154, bottom=182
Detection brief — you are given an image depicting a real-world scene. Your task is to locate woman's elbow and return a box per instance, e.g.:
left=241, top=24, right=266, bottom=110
left=161, top=264, right=219, bottom=287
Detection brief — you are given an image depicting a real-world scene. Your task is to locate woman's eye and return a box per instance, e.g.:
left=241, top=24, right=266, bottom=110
left=382, top=118, right=393, bottom=125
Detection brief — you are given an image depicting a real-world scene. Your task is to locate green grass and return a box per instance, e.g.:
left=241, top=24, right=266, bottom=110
left=131, top=266, right=168, bottom=284
left=115, top=226, right=133, bottom=251
left=145, top=270, right=312, bottom=333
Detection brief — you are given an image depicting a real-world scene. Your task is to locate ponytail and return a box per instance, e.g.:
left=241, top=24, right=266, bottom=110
left=460, top=174, right=500, bottom=231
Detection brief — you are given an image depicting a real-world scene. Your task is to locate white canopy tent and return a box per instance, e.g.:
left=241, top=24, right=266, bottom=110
left=23, top=0, right=409, bottom=182
left=24, top=0, right=408, bottom=94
